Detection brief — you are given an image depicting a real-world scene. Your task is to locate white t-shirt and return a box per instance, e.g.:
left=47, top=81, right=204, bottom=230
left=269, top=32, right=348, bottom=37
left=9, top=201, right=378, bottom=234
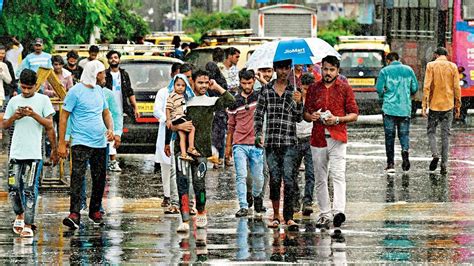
left=5, top=44, right=23, bottom=76
left=4, top=93, right=55, bottom=159
left=111, top=71, right=123, bottom=114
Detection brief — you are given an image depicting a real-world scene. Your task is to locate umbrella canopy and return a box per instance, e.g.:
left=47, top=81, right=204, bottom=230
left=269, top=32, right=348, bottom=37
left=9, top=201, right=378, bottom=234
left=246, top=38, right=341, bottom=70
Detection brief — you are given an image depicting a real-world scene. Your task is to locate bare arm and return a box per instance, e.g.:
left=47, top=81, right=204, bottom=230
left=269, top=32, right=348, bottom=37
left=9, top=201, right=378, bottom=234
left=102, top=108, right=114, bottom=141
left=45, top=120, right=59, bottom=165
left=129, top=95, right=140, bottom=119
left=58, top=110, right=70, bottom=159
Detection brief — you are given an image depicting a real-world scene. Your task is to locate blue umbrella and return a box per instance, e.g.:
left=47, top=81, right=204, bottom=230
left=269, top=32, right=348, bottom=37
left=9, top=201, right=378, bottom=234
left=273, top=38, right=314, bottom=65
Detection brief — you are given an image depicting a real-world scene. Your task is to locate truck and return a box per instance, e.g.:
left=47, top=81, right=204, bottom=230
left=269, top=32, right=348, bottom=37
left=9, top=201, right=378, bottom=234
left=250, top=4, right=317, bottom=38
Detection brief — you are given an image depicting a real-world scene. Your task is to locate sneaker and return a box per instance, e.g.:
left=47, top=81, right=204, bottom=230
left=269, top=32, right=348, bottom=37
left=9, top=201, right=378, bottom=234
left=254, top=196, right=264, bottom=214
left=316, top=216, right=331, bottom=230
left=89, top=211, right=103, bottom=225
left=429, top=157, right=439, bottom=171
left=235, top=208, right=248, bottom=217
left=385, top=163, right=395, bottom=173
left=63, top=213, right=80, bottom=230
left=401, top=151, right=410, bottom=172
left=195, top=212, right=208, bottom=228
left=302, top=203, right=314, bottom=216
left=247, top=192, right=253, bottom=208
left=109, top=160, right=122, bottom=172
left=333, top=213, right=346, bottom=227
left=161, top=197, right=170, bottom=207
left=177, top=222, right=190, bottom=233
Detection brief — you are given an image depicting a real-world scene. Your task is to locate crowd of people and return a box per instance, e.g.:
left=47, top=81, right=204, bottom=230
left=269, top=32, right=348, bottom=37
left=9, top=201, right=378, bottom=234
left=0, top=35, right=462, bottom=244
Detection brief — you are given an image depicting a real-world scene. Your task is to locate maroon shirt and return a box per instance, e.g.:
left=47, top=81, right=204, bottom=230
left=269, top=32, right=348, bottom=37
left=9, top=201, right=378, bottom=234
left=227, top=91, right=259, bottom=145
left=304, top=79, right=359, bottom=147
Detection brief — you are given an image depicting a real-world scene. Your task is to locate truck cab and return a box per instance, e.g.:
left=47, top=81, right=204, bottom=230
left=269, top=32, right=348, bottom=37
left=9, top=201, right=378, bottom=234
left=334, top=36, right=390, bottom=114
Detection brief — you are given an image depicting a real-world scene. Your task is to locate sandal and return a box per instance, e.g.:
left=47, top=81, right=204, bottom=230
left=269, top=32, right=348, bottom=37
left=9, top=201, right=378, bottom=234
left=20, top=226, right=34, bottom=238
left=13, top=219, right=25, bottom=234
left=268, top=218, right=280, bottom=229
left=179, top=154, right=194, bottom=161
left=187, top=147, right=201, bottom=157
left=287, top=220, right=300, bottom=232
left=165, top=206, right=180, bottom=214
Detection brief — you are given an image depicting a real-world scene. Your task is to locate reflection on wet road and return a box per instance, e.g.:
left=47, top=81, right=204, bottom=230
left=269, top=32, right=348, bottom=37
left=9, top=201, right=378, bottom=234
left=0, top=117, right=473, bottom=263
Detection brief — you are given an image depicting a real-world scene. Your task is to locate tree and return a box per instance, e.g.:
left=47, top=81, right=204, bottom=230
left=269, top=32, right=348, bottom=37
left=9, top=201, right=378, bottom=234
left=318, top=17, right=361, bottom=46
left=0, top=0, right=149, bottom=51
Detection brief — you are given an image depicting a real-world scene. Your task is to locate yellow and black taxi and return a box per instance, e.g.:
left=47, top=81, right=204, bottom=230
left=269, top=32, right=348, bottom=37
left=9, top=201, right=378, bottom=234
left=334, top=36, right=390, bottom=114
left=117, top=54, right=183, bottom=153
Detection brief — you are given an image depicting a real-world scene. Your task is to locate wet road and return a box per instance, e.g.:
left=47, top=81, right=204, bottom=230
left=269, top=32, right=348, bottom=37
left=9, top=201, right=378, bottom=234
left=0, top=115, right=473, bottom=264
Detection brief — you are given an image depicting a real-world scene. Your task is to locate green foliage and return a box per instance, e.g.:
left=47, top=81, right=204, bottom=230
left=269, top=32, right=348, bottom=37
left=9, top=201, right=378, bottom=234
left=183, top=6, right=250, bottom=42
left=318, top=17, right=361, bottom=46
left=0, top=0, right=149, bottom=51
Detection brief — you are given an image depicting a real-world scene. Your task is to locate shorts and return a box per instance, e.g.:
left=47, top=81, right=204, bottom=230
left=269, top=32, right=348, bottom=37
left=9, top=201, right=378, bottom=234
left=171, top=116, right=190, bottom=126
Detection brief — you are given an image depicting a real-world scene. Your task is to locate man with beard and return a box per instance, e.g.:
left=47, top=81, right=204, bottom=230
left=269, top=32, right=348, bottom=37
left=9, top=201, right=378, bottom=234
left=254, top=59, right=303, bottom=231
left=104, top=50, right=140, bottom=172
left=64, top=50, right=83, bottom=85
left=304, top=55, right=358, bottom=233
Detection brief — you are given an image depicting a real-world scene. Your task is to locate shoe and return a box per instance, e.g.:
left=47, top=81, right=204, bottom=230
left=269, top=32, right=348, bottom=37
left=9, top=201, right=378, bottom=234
left=177, top=222, right=190, bottom=233
left=63, top=213, right=80, bottom=230
left=89, top=211, right=103, bottom=225
left=429, top=157, right=439, bottom=171
left=195, top=212, right=208, bottom=228
left=440, top=166, right=447, bottom=175
left=333, top=213, right=346, bottom=227
left=161, top=197, right=170, bottom=207
left=109, top=160, right=122, bottom=172
left=385, top=163, right=395, bottom=173
left=247, top=192, right=253, bottom=208
left=235, top=208, right=248, bottom=217
left=316, top=216, right=331, bottom=230
left=254, top=196, right=264, bottom=214
left=165, top=205, right=180, bottom=214
left=302, top=203, right=313, bottom=216
left=401, top=151, right=410, bottom=171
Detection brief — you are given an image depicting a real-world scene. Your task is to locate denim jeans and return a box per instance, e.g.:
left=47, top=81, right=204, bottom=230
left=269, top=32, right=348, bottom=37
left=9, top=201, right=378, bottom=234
left=266, top=146, right=298, bottom=222
left=175, top=155, right=207, bottom=222
left=293, top=137, right=315, bottom=206
left=383, top=114, right=410, bottom=165
left=233, top=145, right=264, bottom=209
left=8, top=159, right=42, bottom=225
left=70, top=145, right=107, bottom=215
left=427, top=109, right=453, bottom=168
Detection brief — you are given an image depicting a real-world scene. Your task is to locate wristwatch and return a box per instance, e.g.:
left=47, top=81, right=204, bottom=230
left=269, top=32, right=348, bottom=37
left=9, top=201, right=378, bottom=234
left=335, top=117, right=340, bottom=125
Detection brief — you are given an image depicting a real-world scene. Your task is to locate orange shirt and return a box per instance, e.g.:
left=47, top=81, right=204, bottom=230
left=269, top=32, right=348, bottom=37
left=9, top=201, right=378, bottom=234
left=422, top=56, right=461, bottom=112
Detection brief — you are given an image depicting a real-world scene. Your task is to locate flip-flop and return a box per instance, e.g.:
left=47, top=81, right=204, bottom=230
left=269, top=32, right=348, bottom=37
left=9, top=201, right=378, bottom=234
left=20, top=226, right=34, bottom=238
left=13, top=219, right=24, bottom=234
left=268, top=218, right=280, bottom=228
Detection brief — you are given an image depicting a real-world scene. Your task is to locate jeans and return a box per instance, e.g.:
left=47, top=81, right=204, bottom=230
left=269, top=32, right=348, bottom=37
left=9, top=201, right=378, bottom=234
left=311, top=138, right=347, bottom=219
left=266, top=146, right=298, bottom=222
left=233, top=145, right=264, bottom=209
left=175, top=155, right=207, bottom=222
left=8, top=159, right=42, bottom=225
left=383, top=114, right=410, bottom=165
left=293, top=137, right=315, bottom=206
left=427, top=109, right=453, bottom=168
left=70, top=145, right=107, bottom=215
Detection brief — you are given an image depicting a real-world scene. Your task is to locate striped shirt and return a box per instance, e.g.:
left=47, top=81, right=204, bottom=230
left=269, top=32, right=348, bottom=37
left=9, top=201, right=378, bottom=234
left=254, top=80, right=304, bottom=147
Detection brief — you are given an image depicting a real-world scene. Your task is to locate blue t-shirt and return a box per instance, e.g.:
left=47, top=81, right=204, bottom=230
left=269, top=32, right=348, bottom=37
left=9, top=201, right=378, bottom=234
left=16, top=52, right=52, bottom=76
left=4, top=93, right=55, bottom=160
left=63, top=83, right=109, bottom=148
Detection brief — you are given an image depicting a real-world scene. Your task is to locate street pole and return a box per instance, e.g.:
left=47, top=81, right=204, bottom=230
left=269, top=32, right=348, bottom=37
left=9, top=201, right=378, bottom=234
left=437, top=0, right=448, bottom=47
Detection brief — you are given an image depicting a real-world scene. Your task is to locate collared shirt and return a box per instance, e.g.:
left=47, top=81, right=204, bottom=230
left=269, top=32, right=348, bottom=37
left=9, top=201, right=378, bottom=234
left=376, top=61, right=418, bottom=117
left=305, top=79, right=359, bottom=148
left=254, top=80, right=304, bottom=147
left=422, top=55, right=461, bottom=111
left=227, top=91, right=259, bottom=145
left=218, top=62, right=239, bottom=90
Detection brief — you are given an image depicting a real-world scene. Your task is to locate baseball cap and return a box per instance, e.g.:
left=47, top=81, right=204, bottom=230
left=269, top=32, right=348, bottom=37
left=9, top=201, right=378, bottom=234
left=34, top=38, right=43, bottom=45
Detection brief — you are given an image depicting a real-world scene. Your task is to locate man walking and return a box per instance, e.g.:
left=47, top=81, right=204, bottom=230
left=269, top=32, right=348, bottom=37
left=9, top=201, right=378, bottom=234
left=422, top=47, right=461, bottom=175
left=3, top=69, right=58, bottom=237
left=226, top=69, right=265, bottom=218
left=64, top=50, right=83, bottom=85
left=254, top=59, right=303, bottom=231
left=304, top=55, right=358, bottom=232
left=104, top=50, right=140, bottom=171
left=59, top=61, right=114, bottom=229
left=376, top=52, right=418, bottom=173
left=172, top=69, right=235, bottom=232
left=78, top=45, right=100, bottom=69
left=16, top=38, right=51, bottom=76
left=219, top=47, right=240, bottom=93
